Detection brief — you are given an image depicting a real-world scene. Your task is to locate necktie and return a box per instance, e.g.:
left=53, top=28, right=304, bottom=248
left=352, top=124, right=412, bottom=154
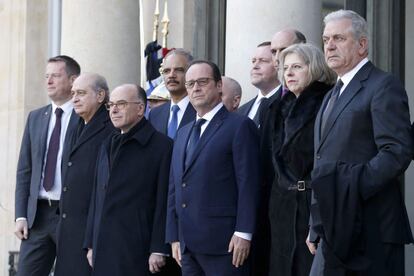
left=167, top=105, right=180, bottom=138
left=252, top=98, right=265, bottom=127
left=321, top=79, right=343, bottom=135
left=43, top=108, right=63, bottom=191
left=185, top=118, right=206, bottom=168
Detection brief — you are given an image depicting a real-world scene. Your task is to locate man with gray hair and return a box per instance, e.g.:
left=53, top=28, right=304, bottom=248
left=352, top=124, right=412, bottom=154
left=54, top=73, right=115, bottom=276
left=221, top=76, right=242, bottom=112
left=308, top=9, right=413, bottom=276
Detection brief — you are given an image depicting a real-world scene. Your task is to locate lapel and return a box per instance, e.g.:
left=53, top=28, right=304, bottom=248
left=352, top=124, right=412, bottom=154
left=183, top=107, right=227, bottom=175
left=177, top=123, right=193, bottom=176
left=239, top=97, right=257, bottom=116
left=39, top=105, right=52, bottom=161
left=317, top=62, right=373, bottom=151
left=160, top=102, right=171, bottom=134
left=179, top=103, right=196, bottom=128
left=70, top=105, right=109, bottom=154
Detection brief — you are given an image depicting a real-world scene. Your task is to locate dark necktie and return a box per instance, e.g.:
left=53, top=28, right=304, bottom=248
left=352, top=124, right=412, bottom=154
left=185, top=118, right=206, bottom=168
left=43, top=108, right=63, bottom=191
left=321, top=79, right=343, bottom=135
left=252, top=98, right=265, bottom=127
left=167, top=105, right=180, bottom=138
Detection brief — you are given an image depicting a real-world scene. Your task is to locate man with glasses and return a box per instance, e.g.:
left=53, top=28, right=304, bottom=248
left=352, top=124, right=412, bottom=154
left=84, top=84, right=174, bottom=275
left=166, top=60, right=260, bottom=275
left=149, top=48, right=196, bottom=139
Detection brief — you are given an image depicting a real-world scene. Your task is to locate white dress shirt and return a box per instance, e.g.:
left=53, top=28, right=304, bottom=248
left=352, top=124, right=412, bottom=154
left=338, top=58, right=369, bottom=96
left=169, top=96, right=190, bottom=128
left=38, top=100, right=74, bottom=201
left=247, top=85, right=280, bottom=120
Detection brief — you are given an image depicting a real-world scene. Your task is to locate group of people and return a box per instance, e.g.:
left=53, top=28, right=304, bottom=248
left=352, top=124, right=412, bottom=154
left=14, top=9, right=413, bottom=276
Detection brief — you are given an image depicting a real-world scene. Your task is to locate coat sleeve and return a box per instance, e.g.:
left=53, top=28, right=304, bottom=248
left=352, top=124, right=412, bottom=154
left=359, top=74, right=413, bottom=200
left=15, top=112, right=33, bottom=219
left=150, top=139, right=173, bottom=254
left=233, top=118, right=261, bottom=233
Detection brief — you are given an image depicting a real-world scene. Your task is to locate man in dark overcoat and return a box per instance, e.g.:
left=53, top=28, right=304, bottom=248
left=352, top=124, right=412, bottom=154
left=84, top=84, right=173, bottom=275
left=54, top=73, right=115, bottom=275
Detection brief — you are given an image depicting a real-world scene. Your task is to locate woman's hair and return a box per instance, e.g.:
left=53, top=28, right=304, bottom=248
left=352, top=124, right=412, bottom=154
left=279, top=43, right=336, bottom=88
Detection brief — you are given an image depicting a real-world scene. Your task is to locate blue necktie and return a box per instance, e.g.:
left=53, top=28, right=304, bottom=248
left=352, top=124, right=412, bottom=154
left=185, top=118, right=206, bottom=169
left=43, top=108, right=63, bottom=191
left=167, top=105, right=180, bottom=138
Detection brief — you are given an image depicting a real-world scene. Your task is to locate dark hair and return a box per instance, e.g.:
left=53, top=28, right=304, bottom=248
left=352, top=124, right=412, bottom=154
left=136, top=85, right=147, bottom=109
left=257, top=41, right=271, bottom=47
left=293, top=30, right=307, bottom=43
left=188, top=60, right=222, bottom=82
left=48, top=55, right=81, bottom=77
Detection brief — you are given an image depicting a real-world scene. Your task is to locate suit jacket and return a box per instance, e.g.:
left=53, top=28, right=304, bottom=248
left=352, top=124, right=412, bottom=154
left=84, top=118, right=173, bottom=275
left=311, top=61, right=413, bottom=271
left=237, top=96, right=256, bottom=116
left=166, top=106, right=260, bottom=255
left=54, top=105, right=116, bottom=276
left=15, top=104, right=78, bottom=228
left=148, top=100, right=196, bottom=135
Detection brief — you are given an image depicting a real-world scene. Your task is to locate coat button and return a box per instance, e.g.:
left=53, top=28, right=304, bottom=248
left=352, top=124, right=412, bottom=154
left=182, top=203, right=187, bottom=208
left=182, top=183, right=187, bottom=188
left=62, top=213, right=67, bottom=219
left=68, top=161, right=73, bottom=167
left=316, top=155, right=321, bottom=160
left=63, top=186, right=68, bottom=192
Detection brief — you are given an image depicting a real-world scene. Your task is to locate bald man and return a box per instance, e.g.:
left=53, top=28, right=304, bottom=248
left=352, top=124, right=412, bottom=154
left=221, top=76, right=242, bottom=112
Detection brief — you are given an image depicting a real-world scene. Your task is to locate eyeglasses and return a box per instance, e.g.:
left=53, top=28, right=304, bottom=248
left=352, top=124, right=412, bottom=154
left=105, top=101, right=143, bottom=110
left=185, top=78, right=214, bottom=89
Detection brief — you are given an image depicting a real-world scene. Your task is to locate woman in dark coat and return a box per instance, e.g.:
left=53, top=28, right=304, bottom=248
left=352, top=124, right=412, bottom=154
left=265, top=43, right=336, bottom=276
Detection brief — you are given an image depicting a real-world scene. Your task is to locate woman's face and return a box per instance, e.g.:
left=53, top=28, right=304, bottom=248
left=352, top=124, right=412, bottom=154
left=283, top=53, right=310, bottom=96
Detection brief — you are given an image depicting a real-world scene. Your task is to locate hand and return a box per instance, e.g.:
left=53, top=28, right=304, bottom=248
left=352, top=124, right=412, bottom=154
left=14, top=220, right=28, bottom=240
left=148, top=254, right=166, bottom=273
left=87, top=248, right=93, bottom=267
left=306, top=232, right=318, bottom=255
left=228, top=235, right=250, bottom=268
left=171, top=242, right=182, bottom=267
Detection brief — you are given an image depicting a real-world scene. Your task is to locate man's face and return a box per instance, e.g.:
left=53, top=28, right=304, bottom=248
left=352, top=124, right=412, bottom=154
left=161, top=54, right=188, bottom=97
left=71, top=75, right=105, bottom=122
left=323, top=19, right=367, bottom=76
left=271, top=31, right=297, bottom=70
left=186, top=63, right=222, bottom=116
left=250, top=45, right=277, bottom=91
left=45, top=61, right=74, bottom=104
left=109, top=86, right=145, bottom=133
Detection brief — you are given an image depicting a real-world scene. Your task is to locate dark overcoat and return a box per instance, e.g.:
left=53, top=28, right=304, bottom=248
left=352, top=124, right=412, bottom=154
left=267, top=82, right=331, bottom=276
left=86, top=118, right=173, bottom=276
left=54, top=105, right=115, bottom=276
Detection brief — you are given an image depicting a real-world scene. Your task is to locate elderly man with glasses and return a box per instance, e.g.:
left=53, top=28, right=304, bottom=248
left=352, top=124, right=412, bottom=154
left=84, top=84, right=175, bottom=275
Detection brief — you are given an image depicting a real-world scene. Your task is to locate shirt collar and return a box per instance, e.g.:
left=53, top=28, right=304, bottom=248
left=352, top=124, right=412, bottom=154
left=339, top=58, right=369, bottom=91
left=196, top=102, right=224, bottom=122
left=257, top=85, right=280, bottom=102
left=171, top=95, right=190, bottom=111
left=51, top=100, right=73, bottom=114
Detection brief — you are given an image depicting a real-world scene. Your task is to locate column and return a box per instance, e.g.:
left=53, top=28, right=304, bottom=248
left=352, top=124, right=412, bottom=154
left=61, top=1, right=141, bottom=90
left=225, top=0, right=323, bottom=103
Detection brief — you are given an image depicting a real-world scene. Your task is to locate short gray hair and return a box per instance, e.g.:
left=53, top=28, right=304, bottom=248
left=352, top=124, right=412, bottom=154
left=164, top=48, right=194, bottom=64
left=279, top=43, right=336, bottom=87
left=90, top=74, right=110, bottom=103
left=324, top=9, right=368, bottom=41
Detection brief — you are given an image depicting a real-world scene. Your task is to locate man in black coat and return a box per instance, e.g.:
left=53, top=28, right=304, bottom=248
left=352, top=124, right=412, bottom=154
left=84, top=84, right=174, bottom=275
left=308, top=10, right=413, bottom=276
left=54, top=73, right=115, bottom=276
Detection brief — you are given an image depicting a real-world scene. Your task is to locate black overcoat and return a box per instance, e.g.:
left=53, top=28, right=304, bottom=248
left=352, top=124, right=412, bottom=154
left=266, top=82, right=331, bottom=276
left=85, top=118, right=173, bottom=276
left=55, top=105, right=116, bottom=276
